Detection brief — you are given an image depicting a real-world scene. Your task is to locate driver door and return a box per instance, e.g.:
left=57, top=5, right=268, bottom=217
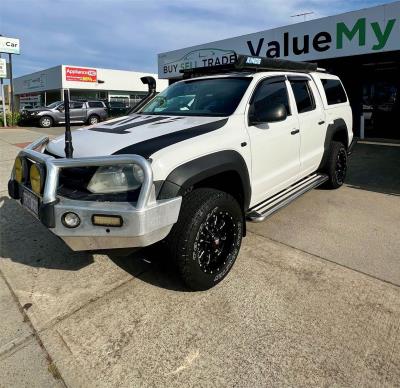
left=246, top=76, right=301, bottom=204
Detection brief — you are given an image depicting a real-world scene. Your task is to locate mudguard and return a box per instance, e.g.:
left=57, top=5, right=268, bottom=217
left=318, top=118, right=349, bottom=170
left=158, top=150, right=251, bottom=211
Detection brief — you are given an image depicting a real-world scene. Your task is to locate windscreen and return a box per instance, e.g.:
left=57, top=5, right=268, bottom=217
left=141, top=77, right=252, bottom=117
left=46, top=101, right=62, bottom=109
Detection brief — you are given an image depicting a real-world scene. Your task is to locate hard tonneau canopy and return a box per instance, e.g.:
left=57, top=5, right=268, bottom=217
left=181, top=53, right=319, bottom=78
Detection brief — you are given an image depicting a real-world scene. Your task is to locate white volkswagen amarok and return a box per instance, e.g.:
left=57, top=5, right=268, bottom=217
left=9, top=54, right=355, bottom=290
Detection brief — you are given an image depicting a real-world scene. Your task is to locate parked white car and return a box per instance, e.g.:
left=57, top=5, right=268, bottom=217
left=9, top=54, right=355, bottom=290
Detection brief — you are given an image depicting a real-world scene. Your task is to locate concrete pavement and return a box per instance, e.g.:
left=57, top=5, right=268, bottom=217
left=0, top=127, right=399, bottom=387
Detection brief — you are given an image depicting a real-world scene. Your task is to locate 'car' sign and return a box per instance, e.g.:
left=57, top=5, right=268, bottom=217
left=0, top=36, right=20, bottom=55
left=65, top=67, right=97, bottom=82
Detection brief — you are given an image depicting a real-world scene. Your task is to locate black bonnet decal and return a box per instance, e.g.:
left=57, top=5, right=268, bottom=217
left=113, top=118, right=228, bottom=159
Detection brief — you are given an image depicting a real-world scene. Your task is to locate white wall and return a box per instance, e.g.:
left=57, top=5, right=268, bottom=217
left=14, top=66, right=62, bottom=94
left=61, top=66, right=168, bottom=92
left=14, top=65, right=168, bottom=95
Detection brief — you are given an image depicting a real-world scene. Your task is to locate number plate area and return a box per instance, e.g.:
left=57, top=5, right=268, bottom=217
left=21, top=189, right=40, bottom=218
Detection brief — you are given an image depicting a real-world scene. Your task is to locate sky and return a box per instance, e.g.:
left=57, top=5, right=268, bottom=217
left=0, top=0, right=390, bottom=78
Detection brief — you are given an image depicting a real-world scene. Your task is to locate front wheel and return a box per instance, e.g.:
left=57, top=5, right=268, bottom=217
left=166, top=188, right=243, bottom=291
left=39, top=116, right=53, bottom=128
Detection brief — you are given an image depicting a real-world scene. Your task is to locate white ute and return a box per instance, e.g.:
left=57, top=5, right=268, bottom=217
left=9, top=54, right=355, bottom=290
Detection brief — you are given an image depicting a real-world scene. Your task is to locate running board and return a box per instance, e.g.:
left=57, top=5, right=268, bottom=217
left=246, top=173, right=328, bottom=222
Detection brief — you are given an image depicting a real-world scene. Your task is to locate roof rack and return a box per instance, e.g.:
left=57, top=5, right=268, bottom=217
left=181, top=53, right=319, bottom=78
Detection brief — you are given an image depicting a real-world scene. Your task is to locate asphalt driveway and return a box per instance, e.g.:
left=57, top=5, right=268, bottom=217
left=0, top=128, right=399, bottom=387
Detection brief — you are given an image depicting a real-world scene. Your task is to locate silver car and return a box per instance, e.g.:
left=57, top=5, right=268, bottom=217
left=21, top=100, right=108, bottom=128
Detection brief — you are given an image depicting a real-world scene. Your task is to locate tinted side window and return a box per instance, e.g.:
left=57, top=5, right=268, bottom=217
left=290, top=80, right=315, bottom=113
left=321, top=79, right=347, bottom=105
left=88, top=101, right=104, bottom=108
left=252, top=78, right=291, bottom=116
left=71, top=102, right=83, bottom=109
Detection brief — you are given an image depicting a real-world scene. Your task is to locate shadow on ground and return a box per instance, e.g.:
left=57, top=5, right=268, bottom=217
left=108, top=244, right=188, bottom=292
left=0, top=196, right=93, bottom=271
left=0, top=195, right=187, bottom=291
left=345, top=143, right=400, bottom=196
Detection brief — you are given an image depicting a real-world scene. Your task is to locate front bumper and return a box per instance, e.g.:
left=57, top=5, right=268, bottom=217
left=8, top=137, right=182, bottom=251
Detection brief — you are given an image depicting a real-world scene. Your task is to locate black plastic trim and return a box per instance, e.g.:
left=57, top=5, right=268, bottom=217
left=347, top=137, right=358, bottom=155
left=8, top=179, right=20, bottom=199
left=159, top=150, right=251, bottom=211
left=318, top=118, right=349, bottom=170
left=39, top=200, right=58, bottom=228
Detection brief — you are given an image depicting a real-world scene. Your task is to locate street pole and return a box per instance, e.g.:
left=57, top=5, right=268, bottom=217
left=8, top=53, right=14, bottom=118
left=0, top=53, right=6, bottom=127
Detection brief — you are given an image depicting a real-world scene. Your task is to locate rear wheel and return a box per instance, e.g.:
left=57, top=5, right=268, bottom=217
left=88, top=115, right=100, bottom=125
left=324, top=141, right=348, bottom=189
left=39, top=116, right=53, bottom=128
left=166, top=188, right=243, bottom=291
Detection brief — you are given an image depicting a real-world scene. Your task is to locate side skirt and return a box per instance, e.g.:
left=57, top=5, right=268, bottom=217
left=246, top=173, right=328, bottom=222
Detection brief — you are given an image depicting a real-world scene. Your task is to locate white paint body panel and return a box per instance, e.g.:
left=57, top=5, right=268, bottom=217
left=46, top=71, right=353, bottom=208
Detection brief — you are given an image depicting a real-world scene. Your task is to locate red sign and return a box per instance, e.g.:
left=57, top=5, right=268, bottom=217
left=65, top=66, right=97, bottom=82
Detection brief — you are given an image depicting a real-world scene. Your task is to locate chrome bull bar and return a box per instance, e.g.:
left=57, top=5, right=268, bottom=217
left=18, top=136, right=154, bottom=209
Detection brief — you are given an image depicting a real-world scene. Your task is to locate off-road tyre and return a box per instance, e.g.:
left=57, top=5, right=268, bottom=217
left=166, top=188, right=243, bottom=291
left=39, top=116, right=53, bottom=128
left=323, top=141, right=348, bottom=189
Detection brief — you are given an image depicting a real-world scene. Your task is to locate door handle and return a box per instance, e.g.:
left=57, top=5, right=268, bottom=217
left=318, top=120, right=325, bottom=125
left=291, top=129, right=300, bottom=135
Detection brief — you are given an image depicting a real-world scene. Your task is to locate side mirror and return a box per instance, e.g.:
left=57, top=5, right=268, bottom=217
left=249, top=103, right=287, bottom=125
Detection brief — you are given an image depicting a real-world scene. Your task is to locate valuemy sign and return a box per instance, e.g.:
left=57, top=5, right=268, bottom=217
left=0, top=36, right=20, bottom=55
left=158, top=2, right=400, bottom=78
left=65, top=66, right=97, bottom=82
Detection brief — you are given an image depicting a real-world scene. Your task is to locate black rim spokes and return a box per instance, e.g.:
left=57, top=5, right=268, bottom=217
left=196, top=209, right=236, bottom=274
left=335, top=149, right=347, bottom=184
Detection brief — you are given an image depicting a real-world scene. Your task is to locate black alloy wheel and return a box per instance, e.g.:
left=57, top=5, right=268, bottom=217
left=195, top=208, right=236, bottom=275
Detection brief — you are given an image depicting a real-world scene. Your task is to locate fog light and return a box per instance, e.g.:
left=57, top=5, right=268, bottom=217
left=92, top=215, right=123, bottom=227
left=30, top=163, right=44, bottom=195
left=62, top=212, right=81, bottom=228
left=14, top=157, right=25, bottom=183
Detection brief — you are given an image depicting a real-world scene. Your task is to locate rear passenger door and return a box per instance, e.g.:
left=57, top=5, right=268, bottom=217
left=246, top=76, right=301, bottom=204
left=69, top=101, right=85, bottom=122
left=288, top=76, right=326, bottom=176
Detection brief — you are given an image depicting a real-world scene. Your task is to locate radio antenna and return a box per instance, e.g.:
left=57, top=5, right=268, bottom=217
left=63, top=90, right=74, bottom=158
left=291, top=11, right=314, bottom=21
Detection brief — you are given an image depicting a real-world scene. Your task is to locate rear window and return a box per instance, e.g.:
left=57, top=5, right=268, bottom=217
left=88, top=101, right=104, bottom=108
left=290, top=80, right=316, bottom=113
left=321, top=79, right=347, bottom=105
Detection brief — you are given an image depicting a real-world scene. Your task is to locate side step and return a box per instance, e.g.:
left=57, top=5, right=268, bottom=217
left=246, top=173, right=328, bottom=222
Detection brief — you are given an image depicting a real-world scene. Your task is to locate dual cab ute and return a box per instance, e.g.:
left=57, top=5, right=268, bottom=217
left=21, top=100, right=108, bottom=128
left=9, top=54, right=355, bottom=290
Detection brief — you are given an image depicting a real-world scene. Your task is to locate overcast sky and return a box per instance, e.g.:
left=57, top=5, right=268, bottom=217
left=0, top=0, right=388, bottom=77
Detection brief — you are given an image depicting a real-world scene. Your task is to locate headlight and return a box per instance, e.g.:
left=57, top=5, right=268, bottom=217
left=87, top=164, right=144, bottom=194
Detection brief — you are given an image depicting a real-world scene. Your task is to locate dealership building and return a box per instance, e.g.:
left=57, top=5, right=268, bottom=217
left=14, top=65, right=168, bottom=110
left=158, top=2, right=400, bottom=140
